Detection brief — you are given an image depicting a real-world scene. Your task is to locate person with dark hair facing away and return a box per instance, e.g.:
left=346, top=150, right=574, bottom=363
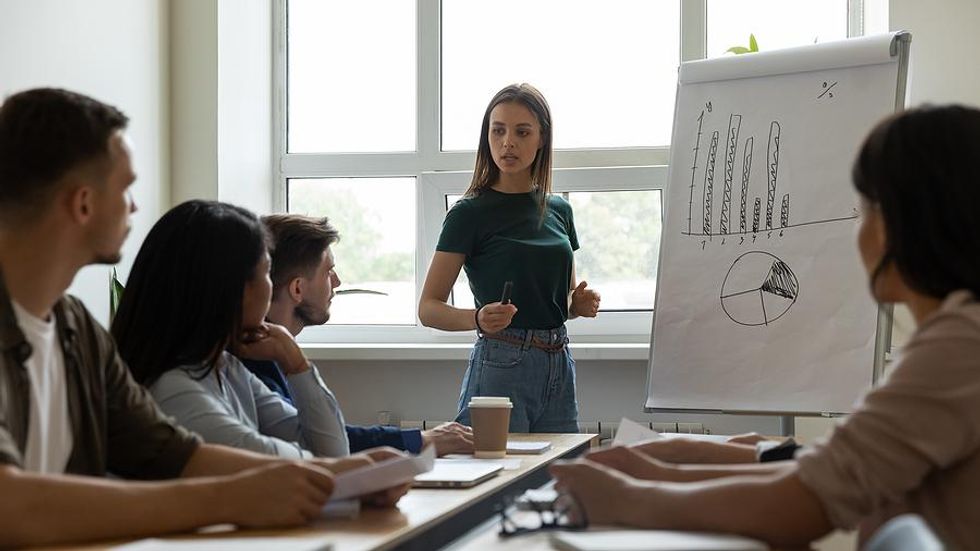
left=240, top=214, right=474, bottom=456
left=550, top=105, right=980, bottom=549
left=113, top=201, right=405, bottom=467
left=419, top=83, right=601, bottom=433
left=0, top=88, right=401, bottom=548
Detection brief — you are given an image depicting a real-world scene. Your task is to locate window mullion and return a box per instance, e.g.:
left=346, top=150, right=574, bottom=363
left=418, top=0, right=440, bottom=164
left=847, top=0, right=865, bottom=38
left=680, top=0, right=707, bottom=62
left=272, top=0, right=289, bottom=212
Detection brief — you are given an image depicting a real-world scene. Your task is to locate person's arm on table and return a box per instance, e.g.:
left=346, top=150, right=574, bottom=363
left=0, top=452, right=335, bottom=548
left=608, top=437, right=758, bottom=464
left=585, top=445, right=791, bottom=482
left=550, top=460, right=831, bottom=548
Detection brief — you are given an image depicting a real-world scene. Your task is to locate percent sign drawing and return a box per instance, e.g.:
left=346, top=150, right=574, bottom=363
left=818, top=81, right=838, bottom=99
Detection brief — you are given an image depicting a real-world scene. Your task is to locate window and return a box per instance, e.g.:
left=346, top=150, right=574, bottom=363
left=275, top=0, right=868, bottom=345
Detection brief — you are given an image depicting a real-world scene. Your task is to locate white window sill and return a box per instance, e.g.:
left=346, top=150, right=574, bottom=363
left=300, top=342, right=650, bottom=362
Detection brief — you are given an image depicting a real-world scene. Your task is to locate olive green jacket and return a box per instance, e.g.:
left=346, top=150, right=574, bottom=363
left=0, top=267, right=200, bottom=478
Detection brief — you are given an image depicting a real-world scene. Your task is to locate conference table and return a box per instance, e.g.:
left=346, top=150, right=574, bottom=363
left=50, top=433, right=597, bottom=551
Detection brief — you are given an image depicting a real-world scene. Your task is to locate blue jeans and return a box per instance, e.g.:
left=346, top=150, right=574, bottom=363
left=455, top=326, right=579, bottom=433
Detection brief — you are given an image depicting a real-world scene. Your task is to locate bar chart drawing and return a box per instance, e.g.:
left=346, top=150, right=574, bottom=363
left=720, top=251, right=799, bottom=327
left=682, top=113, right=857, bottom=240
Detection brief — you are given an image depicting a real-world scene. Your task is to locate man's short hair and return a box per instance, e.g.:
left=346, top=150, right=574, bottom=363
left=262, top=214, right=340, bottom=296
left=0, top=88, right=129, bottom=221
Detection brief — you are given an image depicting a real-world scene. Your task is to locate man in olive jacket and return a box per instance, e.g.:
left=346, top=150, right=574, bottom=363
left=0, top=88, right=404, bottom=547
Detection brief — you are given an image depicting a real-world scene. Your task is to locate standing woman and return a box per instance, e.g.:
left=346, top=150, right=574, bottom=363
left=419, top=83, right=600, bottom=433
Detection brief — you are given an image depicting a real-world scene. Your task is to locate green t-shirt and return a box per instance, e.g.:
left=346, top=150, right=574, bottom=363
left=436, top=188, right=579, bottom=330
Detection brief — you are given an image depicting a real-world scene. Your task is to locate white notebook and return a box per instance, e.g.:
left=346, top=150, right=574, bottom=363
left=113, top=537, right=333, bottom=551
left=551, top=530, right=767, bottom=551
left=506, top=440, right=552, bottom=454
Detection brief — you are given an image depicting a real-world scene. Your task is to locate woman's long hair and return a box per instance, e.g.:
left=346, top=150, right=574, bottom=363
left=464, top=83, right=554, bottom=217
left=852, top=104, right=980, bottom=299
left=112, top=200, right=269, bottom=387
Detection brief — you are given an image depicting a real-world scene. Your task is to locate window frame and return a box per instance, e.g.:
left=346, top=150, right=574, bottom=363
left=272, top=0, right=867, bottom=346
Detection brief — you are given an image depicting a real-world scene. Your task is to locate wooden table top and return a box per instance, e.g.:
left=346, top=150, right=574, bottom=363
left=46, top=433, right=597, bottom=551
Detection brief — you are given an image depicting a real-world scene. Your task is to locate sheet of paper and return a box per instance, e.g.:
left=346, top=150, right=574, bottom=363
left=113, top=537, right=333, bottom=551
left=439, top=455, right=522, bottom=470
left=613, top=418, right=662, bottom=446
left=329, top=445, right=435, bottom=501
left=613, top=418, right=731, bottom=445
left=551, top=529, right=766, bottom=551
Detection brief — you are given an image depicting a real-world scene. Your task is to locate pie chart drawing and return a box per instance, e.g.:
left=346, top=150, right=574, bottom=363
left=720, top=251, right=799, bottom=326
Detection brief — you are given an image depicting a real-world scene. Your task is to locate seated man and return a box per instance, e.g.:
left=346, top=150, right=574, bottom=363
left=0, top=88, right=404, bottom=547
left=241, top=214, right=473, bottom=456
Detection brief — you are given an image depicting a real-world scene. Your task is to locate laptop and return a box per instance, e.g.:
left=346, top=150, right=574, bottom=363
left=412, top=460, right=503, bottom=488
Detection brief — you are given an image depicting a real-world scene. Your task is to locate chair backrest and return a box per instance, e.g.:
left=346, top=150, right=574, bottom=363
left=864, top=514, right=944, bottom=551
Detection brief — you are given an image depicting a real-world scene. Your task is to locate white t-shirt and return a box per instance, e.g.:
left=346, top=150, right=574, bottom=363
left=11, top=301, right=73, bottom=473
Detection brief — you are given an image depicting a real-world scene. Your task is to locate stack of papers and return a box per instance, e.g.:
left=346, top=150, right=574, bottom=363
left=507, top=440, right=552, bottom=454
left=551, top=530, right=767, bottom=551
left=114, top=538, right=333, bottom=550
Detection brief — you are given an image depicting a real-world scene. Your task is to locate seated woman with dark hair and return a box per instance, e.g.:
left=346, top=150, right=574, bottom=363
left=113, top=200, right=354, bottom=461
left=551, top=105, right=980, bottom=549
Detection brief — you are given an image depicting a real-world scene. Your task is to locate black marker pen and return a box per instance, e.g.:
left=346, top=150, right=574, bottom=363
left=500, top=281, right=513, bottom=305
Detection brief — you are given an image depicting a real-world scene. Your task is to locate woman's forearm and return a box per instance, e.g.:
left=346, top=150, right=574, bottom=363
left=667, top=460, right=795, bottom=482
left=630, top=471, right=831, bottom=547
left=418, top=297, right=477, bottom=331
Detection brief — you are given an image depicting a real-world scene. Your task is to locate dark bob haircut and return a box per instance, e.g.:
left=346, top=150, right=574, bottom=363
left=112, top=200, right=269, bottom=387
left=852, top=104, right=980, bottom=299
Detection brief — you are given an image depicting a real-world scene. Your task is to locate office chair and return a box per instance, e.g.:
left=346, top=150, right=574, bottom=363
left=864, top=514, right=944, bottom=551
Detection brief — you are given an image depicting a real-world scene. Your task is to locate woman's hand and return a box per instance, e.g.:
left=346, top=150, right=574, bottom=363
left=570, top=281, right=601, bottom=318
left=312, top=449, right=411, bottom=508
left=476, top=302, right=517, bottom=334
left=549, top=459, right=651, bottom=527
left=233, top=322, right=309, bottom=375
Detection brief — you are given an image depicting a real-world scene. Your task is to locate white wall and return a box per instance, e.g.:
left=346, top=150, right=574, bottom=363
left=0, top=0, right=170, bottom=325
left=892, top=0, right=980, bottom=108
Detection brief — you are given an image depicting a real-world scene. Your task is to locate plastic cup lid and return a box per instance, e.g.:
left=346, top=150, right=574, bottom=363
left=469, top=396, right=513, bottom=408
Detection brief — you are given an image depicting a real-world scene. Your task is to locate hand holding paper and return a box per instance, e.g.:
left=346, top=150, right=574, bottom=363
left=328, top=446, right=436, bottom=503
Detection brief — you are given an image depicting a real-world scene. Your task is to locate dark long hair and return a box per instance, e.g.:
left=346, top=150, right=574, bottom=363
left=112, top=200, right=269, bottom=387
left=852, top=104, right=980, bottom=299
left=465, top=83, right=554, bottom=216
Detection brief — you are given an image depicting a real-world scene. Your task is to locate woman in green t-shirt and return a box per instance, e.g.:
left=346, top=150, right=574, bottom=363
left=419, top=83, right=601, bottom=433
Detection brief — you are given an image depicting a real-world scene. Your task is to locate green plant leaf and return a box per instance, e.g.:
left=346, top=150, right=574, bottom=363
left=726, top=46, right=751, bottom=55
left=109, top=268, right=125, bottom=322
left=335, top=288, right=389, bottom=296
left=749, top=33, right=759, bottom=52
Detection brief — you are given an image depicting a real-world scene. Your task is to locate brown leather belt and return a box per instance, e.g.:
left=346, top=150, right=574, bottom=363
left=481, top=331, right=568, bottom=353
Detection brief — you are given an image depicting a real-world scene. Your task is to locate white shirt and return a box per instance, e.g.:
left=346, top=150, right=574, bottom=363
left=12, top=300, right=73, bottom=473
